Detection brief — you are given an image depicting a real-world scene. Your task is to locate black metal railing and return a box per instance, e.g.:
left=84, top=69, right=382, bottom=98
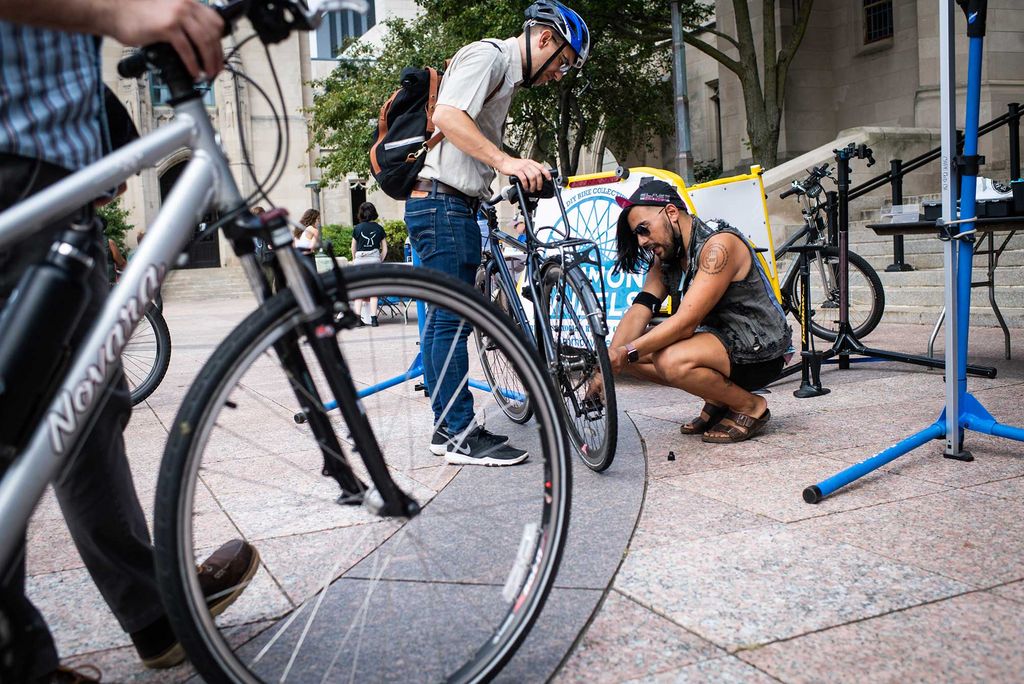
left=849, top=102, right=1021, bottom=271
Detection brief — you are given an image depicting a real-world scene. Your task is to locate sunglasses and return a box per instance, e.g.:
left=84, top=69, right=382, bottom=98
left=630, top=206, right=667, bottom=238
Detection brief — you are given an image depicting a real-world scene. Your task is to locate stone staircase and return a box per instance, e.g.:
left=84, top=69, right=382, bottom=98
left=161, top=265, right=256, bottom=301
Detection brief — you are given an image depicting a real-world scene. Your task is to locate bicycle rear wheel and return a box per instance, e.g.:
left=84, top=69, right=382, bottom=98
left=154, top=264, right=570, bottom=683
left=474, top=261, right=533, bottom=424
left=790, top=247, right=885, bottom=341
left=123, top=305, right=171, bottom=405
left=539, top=261, right=617, bottom=471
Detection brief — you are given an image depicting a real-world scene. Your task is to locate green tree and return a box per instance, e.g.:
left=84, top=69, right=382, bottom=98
left=609, top=0, right=816, bottom=169
left=97, top=198, right=134, bottom=257
left=309, top=0, right=712, bottom=183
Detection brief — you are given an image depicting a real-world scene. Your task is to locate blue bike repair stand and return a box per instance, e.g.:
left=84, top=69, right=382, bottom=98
left=803, top=0, right=1024, bottom=504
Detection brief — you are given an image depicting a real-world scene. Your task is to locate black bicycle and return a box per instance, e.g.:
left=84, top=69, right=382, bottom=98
left=475, top=174, right=617, bottom=472
left=120, top=302, right=171, bottom=405
left=775, top=164, right=885, bottom=340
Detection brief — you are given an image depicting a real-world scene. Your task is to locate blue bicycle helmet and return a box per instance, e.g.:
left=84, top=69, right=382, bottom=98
left=524, top=1, right=591, bottom=69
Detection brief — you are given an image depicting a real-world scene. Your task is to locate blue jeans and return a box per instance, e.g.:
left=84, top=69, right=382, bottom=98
left=405, top=193, right=481, bottom=434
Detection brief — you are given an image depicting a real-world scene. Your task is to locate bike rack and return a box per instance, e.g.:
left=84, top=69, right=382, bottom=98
left=803, top=0, right=1024, bottom=503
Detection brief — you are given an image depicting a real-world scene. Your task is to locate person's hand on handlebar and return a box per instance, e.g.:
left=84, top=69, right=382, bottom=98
left=496, top=155, right=551, bottom=194
left=110, top=0, right=224, bottom=79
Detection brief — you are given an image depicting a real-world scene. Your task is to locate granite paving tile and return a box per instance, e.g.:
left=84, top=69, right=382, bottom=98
left=739, top=592, right=1024, bottom=683
left=621, top=655, right=778, bottom=683
left=556, top=591, right=723, bottom=683
left=752, top=401, right=944, bottom=454
left=255, top=521, right=401, bottom=603
left=964, top=475, right=1024, bottom=501
left=615, top=526, right=968, bottom=650
left=989, top=580, right=1024, bottom=604
left=797, top=489, right=1024, bottom=587
left=628, top=481, right=776, bottom=550
left=885, top=432, right=1024, bottom=488
left=27, top=517, right=82, bottom=576
left=664, top=455, right=950, bottom=523
left=627, top=412, right=796, bottom=482
left=26, top=567, right=129, bottom=655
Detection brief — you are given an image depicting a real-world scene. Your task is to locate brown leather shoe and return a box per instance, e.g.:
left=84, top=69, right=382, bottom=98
left=132, top=540, right=259, bottom=669
left=198, top=539, right=261, bottom=618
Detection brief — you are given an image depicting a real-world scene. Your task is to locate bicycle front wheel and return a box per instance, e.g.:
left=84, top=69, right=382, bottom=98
left=154, top=264, right=571, bottom=683
left=474, top=261, right=533, bottom=424
left=123, top=305, right=172, bottom=405
left=539, top=261, right=617, bottom=471
left=795, top=247, right=885, bottom=341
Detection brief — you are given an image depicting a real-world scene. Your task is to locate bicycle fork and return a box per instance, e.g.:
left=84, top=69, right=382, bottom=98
left=272, top=231, right=420, bottom=519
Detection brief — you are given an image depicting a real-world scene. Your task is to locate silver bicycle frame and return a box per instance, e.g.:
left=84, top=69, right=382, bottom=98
left=0, top=97, right=309, bottom=567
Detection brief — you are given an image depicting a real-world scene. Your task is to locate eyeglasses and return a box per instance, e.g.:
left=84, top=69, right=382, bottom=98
left=630, top=206, right=666, bottom=238
left=552, top=41, right=573, bottom=75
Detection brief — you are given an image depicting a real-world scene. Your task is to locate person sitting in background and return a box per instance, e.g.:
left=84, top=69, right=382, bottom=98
left=350, top=201, right=388, bottom=327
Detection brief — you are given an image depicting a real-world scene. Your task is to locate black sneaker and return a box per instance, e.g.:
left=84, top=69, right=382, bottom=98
left=130, top=540, right=260, bottom=669
left=445, top=426, right=528, bottom=466
left=429, top=426, right=451, bottom=456
left=431, top=425, right=508, bottom=455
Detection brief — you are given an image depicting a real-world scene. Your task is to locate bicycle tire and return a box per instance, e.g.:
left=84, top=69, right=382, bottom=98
left=154, top=264, right=571, bottom=683
left=474, top=262, right=533, bottom=424
left=789, top=247, right=885, bottom=342
left=539, top=260, right=617, bottom=472
left=123, top=305, right=172, bottom=405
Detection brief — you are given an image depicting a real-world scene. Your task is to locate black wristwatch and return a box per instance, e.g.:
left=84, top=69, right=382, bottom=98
left=625, top=343, right=639, bottom=364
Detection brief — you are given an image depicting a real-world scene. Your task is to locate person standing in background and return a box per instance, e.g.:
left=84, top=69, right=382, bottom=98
left=350, top=201, right=387, bottom=327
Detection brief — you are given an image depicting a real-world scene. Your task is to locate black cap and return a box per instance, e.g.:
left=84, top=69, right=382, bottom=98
left=615, top=179, right=687, bottom=237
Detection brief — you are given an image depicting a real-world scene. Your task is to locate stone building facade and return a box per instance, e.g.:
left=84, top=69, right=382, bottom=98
left=103, top=0, right=1022, bottom=267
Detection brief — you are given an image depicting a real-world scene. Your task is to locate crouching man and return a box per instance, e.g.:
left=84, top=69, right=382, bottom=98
left=597, top=180, right=791, bottom=443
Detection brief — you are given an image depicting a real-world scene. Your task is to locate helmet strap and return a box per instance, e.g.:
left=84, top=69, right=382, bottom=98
left=522, top=23, right=567, bottom=89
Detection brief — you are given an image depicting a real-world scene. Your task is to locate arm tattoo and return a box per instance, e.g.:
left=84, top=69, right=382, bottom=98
left=699, top=242, right=729, bottom=276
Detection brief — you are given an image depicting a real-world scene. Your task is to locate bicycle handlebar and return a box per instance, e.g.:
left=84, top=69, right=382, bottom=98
left=485, top=167, right=560, bottom=207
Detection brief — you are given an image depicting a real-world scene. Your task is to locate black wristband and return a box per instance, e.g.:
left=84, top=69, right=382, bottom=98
left=632, top=291, right=662, bottom=313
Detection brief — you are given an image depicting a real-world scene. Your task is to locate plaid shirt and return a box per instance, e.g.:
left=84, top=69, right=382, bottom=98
left=0, top=22, right=106, bottom=172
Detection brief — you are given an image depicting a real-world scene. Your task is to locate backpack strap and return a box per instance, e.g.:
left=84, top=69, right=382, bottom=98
left=370, top=87, right=402, bottom=175
left=408, top=42, right=507, bottom=163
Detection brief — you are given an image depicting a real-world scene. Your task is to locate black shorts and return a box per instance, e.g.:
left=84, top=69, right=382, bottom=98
left=730, top=356, right=785, bottom=392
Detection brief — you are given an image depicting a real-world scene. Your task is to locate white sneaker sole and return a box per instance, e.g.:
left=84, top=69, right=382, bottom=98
left=429, top=443, right=448, bottom=456
left=444, top=451, right=529, bottom=466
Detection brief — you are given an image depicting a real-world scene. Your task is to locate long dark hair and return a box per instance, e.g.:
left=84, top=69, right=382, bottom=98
left=357, top=202, right=378, bottom=223
left=299, top=208, right=320, bottom=227
left=614, top=217, right=653, bottom=275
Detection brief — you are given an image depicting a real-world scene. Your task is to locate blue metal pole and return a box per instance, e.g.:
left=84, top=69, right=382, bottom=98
left=803, top=421, right=945, bottom=503
left=955, top=37, right=984, bottom=409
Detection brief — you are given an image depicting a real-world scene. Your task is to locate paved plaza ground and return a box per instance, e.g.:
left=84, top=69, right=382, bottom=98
left=25, top=291, right=1024, bottom=683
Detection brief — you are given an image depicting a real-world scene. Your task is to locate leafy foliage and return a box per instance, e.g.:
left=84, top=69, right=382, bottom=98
left=693, top=159, right=722, bottom=184
left=309, top=0, right=712, bottom=184
left=97, top=199, right=134, bottom=257
left=381, top=219, right=408, bottom=262
left=321, top=224, right=353, bottom=259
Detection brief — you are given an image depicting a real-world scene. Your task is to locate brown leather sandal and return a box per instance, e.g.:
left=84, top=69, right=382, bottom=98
left=702, top=408, right=771, bottom=443
left=680, top=402, right=729, bottom=435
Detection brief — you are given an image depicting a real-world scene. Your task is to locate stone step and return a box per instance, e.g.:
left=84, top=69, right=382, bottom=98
left=862, top=248, right=1024, bottom=271
left=881, top=304, right=1024, bottom=329
left=877, top=264, right=1024, bottom=287
left=880, top=284, right=1024, bottom=309
left=162, top=265, right=255, bottom=301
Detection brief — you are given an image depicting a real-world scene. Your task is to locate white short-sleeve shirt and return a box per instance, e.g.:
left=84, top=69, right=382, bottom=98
left=419, top=37, right=523, bottom=200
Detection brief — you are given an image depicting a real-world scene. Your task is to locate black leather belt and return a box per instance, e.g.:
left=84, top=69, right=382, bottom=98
left=412, top=179, right=480, bottom=210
